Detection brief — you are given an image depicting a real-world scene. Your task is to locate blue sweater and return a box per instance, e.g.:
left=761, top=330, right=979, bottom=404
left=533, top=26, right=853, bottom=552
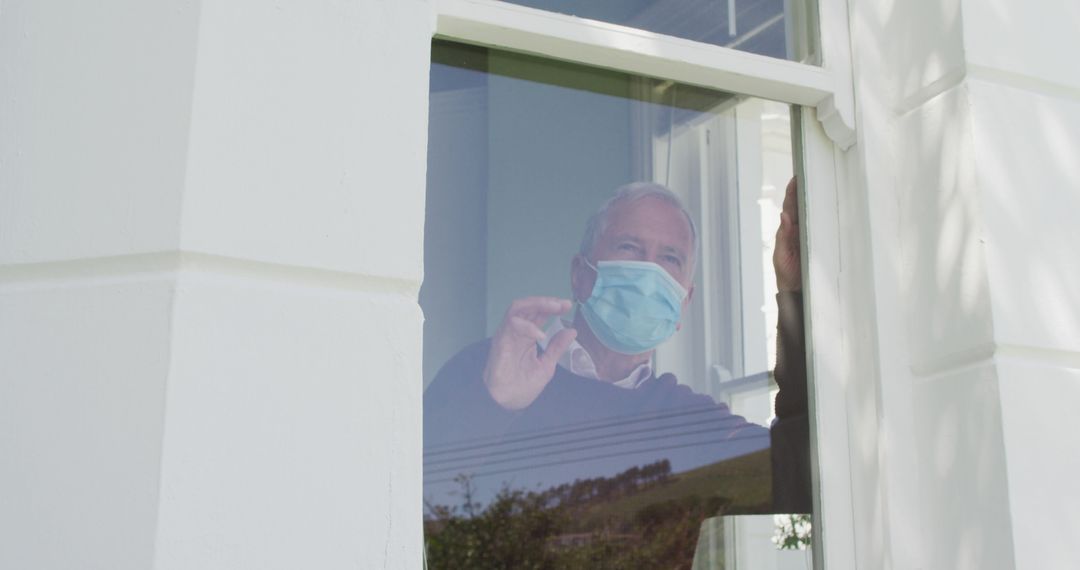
left=423, top=293, right=810, bottom=513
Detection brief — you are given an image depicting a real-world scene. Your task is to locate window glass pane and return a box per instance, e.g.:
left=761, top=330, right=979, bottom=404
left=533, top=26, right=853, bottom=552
left=423, top=40, right=813, bottom=568
left=498, top=0, right=818, bottom=62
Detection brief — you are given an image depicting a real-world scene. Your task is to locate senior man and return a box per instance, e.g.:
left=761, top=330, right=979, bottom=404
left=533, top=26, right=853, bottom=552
left=424, top=179, right=809, bottom=513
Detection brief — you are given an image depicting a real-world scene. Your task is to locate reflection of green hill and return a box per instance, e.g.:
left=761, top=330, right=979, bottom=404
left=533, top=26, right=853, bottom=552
left=577, top=448, right=771, bottom=529
left=424, top=451, right=772, bottom=569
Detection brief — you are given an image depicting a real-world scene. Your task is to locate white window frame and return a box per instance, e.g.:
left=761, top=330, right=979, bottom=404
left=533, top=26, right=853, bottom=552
left=430, top=1, right=860, bottom=568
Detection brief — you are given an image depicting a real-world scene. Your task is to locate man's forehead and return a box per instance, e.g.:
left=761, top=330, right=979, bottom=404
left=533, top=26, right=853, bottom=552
left=602, top=197, right=694, bottom=245
left=606, top=232, right=689, bottom=254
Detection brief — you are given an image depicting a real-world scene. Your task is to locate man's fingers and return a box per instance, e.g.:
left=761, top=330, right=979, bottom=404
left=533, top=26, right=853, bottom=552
left=775, top=211, right=794, bottom=245
left=774, top=177, right=803, bottom=292
left=776, top=177, right=799, bottom=247
left=507, top=296, right=573, bottom=325
left=506, top=316, right=546, bottom=343
left=783, top=177, right=799, bottom=222
left=540, top=327, right=577, bottom=368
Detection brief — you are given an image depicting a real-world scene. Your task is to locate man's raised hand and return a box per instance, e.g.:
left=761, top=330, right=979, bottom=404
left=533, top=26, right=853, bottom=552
left=774, top=177, right=802, bottom=292
left=483, top=297, right=577, bottom=410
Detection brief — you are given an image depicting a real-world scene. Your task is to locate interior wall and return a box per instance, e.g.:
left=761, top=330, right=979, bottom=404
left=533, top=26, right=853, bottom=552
left=485, top=53, right=635, bottom=334
left=422, top=86, right=489, bottom=387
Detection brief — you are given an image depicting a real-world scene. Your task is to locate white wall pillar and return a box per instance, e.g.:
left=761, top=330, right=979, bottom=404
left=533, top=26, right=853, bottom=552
left=1, top=2, right=200, bottom=567
left=847, top=0, right=1080, bottom=568
left=1, top=1, right=432, bottom=568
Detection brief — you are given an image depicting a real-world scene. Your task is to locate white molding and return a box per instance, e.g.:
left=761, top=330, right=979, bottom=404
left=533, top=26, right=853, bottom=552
left=815, top=0, right=857, bottom=149
left=434, top=0, right=856, bottom=149
left=436, top=0, right=830, bottom=103
left=799, top=109, right=859, bottom=570
left=815, top=94, right=856, bottom=150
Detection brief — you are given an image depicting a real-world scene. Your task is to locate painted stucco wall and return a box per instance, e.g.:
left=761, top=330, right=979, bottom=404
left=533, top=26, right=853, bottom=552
left=2, top=0, right=1078, bottom=568
left=1, top=0, right=431, bottom=568
left=846, top=0, right=1080, bottom=568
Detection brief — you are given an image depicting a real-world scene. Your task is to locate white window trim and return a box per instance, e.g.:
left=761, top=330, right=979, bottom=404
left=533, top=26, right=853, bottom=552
left=797, top=109, right=858, bottom=570
left=429, top=2, right=862, bottom=568
left=434, top=0, right=856, bottom=149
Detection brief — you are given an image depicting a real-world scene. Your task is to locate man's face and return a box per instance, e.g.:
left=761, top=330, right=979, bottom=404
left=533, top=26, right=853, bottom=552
left=572, top=195, right=696, bottom=308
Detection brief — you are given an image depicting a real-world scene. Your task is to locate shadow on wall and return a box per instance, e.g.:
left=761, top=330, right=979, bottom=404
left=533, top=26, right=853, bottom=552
left=826, top=0, right=1080, bottom=567
left=888, top=8, right=1080, bottom=570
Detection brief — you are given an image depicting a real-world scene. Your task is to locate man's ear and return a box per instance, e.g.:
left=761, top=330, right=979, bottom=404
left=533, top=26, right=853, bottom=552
left=570, top=255, right=594, bottom=302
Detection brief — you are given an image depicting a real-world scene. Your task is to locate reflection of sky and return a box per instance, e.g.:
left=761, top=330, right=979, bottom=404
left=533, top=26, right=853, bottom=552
left=502, top=0, right=790, bottom=59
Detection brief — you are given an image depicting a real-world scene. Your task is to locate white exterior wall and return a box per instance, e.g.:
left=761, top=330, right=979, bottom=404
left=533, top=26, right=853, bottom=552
left=3, top=0, right=1078, bottom=568
left=846, top=0, right=1080, bottom=568
left=1, top=1, right=431, bottom=568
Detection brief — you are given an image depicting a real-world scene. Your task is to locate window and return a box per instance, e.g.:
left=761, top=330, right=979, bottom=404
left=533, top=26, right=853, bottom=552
left=422, top=40, right=811, bottom=568
left=499, top=0, right=818, bottom=62
left=423, top=1, right=860, bottom=568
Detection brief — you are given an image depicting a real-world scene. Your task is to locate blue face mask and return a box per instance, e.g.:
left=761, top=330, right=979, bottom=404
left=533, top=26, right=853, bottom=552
left=578, top=259, right=688, bottom=355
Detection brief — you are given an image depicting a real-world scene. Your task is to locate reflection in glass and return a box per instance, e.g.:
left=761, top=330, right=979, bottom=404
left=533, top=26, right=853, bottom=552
left=422, top=40, right=810, bottom=568
left=499, top=0, right=818, bottom=62
left=691, top=515, right=813, bottom=569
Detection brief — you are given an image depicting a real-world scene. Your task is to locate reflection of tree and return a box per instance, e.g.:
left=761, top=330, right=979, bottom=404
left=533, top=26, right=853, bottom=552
left=424, top=456, right=767, bottom=569
left=425, top=483, right=567, bottom=569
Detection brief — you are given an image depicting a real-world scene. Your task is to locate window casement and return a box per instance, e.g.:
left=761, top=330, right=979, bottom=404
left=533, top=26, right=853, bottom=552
left=427, top=1, right=860, bottom=568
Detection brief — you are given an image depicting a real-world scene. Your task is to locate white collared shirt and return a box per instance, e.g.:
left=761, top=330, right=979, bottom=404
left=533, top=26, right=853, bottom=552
left=540, top=319, right=653, bottom=389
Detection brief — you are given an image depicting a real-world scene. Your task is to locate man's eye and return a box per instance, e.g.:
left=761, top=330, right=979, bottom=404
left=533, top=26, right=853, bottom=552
left=663, top=255, right=682, bottom=267
left=618, top=243, right=639, bottom=252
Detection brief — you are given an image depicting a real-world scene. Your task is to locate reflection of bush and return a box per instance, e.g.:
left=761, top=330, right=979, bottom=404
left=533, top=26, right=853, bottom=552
left=425, top=485, right=567, bottom=569
left=635, top=495, right=730, bottom=532
left=424, top=454, right=770, bottom=569
left=424, top=486, right=707, bottom=569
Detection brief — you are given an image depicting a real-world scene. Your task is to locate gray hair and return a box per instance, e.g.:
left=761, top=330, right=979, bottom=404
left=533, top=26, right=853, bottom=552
left=579, top=182, right=698, bottom=271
